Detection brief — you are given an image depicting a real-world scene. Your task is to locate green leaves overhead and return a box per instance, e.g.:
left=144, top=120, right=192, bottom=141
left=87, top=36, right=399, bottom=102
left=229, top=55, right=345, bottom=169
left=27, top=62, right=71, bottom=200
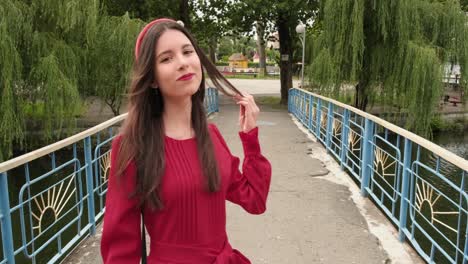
left=0, top=0, right=143, bottom=161
left=30, top=54, right=81, bottom=140
left=0, top=1, right=27, bottom=160
left=94, top=13, right=144, bottom=115
left=309, top=0, right=468, bottom=136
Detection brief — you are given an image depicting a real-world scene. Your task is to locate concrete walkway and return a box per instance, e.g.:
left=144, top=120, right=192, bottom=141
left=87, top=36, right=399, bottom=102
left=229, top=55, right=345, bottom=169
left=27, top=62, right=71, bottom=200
left=62, top=93, right=423, bottom=264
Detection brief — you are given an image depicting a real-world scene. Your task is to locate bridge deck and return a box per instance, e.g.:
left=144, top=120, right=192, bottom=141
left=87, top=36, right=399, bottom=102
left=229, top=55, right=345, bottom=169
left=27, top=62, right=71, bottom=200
left=63, top=94, right=423, bottom=264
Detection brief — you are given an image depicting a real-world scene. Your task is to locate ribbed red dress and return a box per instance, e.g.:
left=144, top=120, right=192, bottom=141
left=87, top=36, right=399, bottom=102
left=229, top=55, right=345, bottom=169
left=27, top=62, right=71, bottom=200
left=101, top=124, right=272, bottom=263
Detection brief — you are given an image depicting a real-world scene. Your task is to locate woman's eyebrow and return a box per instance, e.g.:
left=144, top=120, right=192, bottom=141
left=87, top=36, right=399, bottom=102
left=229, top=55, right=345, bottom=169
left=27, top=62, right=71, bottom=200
left=157, top=44, right=194, bottom=59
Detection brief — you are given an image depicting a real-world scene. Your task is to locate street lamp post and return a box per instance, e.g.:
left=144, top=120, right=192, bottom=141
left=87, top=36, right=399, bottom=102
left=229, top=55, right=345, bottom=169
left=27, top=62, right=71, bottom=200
left=296, top=23, right=306, bottom=89
left=295, top=24, right=306, bottom=88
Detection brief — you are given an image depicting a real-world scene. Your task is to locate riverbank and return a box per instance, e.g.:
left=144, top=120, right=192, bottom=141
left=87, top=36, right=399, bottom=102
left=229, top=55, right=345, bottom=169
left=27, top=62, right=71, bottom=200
left=13, top=79, right=468, bottom=156
left=367, top=104, right=467, bottom=135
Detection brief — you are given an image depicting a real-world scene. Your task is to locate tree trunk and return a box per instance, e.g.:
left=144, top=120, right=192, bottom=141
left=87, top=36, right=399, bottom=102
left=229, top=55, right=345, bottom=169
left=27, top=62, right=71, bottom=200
left=354, top=2, right=374, bottom=112
left=209, top=37, right=217, bottom=63
left=179, top=0, right=190, bottom=30
left=354, top=49, right=371, bottom=111
left=277, top=13, right=293, bottom=105
left=354, top=82, right=369, bottom=111
left=106, top=98, right=120, bottom=116
left=256, top=21, right=267, bottom=76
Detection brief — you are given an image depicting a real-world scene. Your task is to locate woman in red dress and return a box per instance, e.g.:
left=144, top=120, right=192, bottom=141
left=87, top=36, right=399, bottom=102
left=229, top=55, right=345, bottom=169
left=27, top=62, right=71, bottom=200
left=100, top=18, right=272, bottom=263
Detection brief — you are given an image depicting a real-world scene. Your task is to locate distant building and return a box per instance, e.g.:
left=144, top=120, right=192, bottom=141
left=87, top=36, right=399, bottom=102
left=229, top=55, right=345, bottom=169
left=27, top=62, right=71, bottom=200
left=228, top=53, right=248, bottom=68
left=253, top=52, right=260, bottom=63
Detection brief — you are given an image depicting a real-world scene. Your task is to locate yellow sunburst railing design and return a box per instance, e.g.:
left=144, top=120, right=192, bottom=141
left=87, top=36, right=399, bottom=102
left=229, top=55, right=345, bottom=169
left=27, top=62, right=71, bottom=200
left=100, top=151, right=111, bottom=181
left=332, top=119, right=342, bottom=137
left=32, top=176, right=76, bottom=234
left=348, top=130, right=361, bottom=152
left=373, top=148, right=396, bottom=177
left=320, top=111, right=327, bottom=129
left=415, top=181, right=459, bottom=234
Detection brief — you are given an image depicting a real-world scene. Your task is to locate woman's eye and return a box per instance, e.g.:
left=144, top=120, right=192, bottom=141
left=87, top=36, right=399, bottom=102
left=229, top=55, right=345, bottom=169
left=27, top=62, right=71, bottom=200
left=184, top=50, right=194, bottom=55
left=160, top=57, right=170, bottom=63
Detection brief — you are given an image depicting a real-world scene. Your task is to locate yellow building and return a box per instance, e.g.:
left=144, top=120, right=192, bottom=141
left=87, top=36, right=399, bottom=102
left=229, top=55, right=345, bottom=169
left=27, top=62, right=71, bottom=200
left=228, top=53, right=248, bottom=68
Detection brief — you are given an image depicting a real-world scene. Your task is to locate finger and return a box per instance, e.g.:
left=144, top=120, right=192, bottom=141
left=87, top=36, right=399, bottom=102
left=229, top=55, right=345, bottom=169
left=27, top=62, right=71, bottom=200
left=232, top=95, right=242, bottom=102
left=240, top=103, right=255, bottom=123
left=236, top=101, right=249, bottom=107
left=246, top=95, right=257, bottom=107
left=238, top=104, right=246, bottom=120
left=237, top=101, right=255, bottom=120
left=237, top=98, right=259, bottom=117
left=236, top=97, right=251, bottom=105
left=238, top=105, right=245, bottom=127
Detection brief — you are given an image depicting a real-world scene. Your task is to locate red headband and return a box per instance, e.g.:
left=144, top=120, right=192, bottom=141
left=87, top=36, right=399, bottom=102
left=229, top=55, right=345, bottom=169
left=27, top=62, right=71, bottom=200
left=134, top=18, right=176, bottom=59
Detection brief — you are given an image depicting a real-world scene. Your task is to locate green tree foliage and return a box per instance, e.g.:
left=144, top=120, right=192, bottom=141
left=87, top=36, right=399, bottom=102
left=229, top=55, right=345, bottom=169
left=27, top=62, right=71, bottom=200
left=0, top=0, right=144, bottom=161
left=309, top=0, right=468, bottom=135
left=461, top=0, right=468, bottom=11
left=218, top=37, right=235, bottom=59
left=102, top=0, right=177, bottom=21
left=228, top=0, right=319, bottom=104
left=94, top=14, right=144, bottom=115
left=190, top=0, right=232, bottom=62
left=0, top=0, right=98, bottom=160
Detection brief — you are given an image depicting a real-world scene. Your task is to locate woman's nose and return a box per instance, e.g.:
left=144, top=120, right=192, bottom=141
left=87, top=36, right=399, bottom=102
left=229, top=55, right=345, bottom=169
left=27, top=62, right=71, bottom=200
left=176, top=53, right=189, bottom=70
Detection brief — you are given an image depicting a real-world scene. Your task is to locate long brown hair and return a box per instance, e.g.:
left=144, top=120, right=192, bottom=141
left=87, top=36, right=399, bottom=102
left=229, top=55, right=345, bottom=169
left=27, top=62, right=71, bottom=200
left=115, top=20, right=241, bottom=210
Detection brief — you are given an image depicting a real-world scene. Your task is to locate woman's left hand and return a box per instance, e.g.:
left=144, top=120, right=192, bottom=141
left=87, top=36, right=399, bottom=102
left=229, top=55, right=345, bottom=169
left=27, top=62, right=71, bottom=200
left=234, top=92, right=259, bottom=133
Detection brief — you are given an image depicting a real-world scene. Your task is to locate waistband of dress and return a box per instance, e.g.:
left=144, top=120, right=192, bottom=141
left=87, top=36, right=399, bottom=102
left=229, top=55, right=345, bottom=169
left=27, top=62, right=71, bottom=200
left=148, top=235, right=230, bottom=263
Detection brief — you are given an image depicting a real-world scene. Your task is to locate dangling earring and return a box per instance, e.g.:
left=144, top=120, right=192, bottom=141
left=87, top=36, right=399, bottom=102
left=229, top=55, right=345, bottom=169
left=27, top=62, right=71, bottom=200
left=151, top=85, right=159, bottom=94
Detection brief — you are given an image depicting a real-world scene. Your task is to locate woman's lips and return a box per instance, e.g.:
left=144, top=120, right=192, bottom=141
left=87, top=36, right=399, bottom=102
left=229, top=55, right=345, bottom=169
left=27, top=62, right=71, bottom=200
left=177, top=73, right=195, bottom=81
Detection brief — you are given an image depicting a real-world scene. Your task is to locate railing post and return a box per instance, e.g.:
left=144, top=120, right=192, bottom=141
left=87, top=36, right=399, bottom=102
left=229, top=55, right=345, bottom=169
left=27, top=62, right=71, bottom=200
left=0, top=172, right=15, bottom=264
left=294, top=90, right=298, bottom=115
left=211, top=89, right=215, bottom=113
left=301, top=92, right=307, bottom=125
left=315, top=98, right=322, bottom=137
left=340, top=109, right=350, bottom=169
left=298, top=91, right=302, bottom=121
left=462, top=172, right=468, bottom=262
left=308, top=94, right=313, bottom=130
left=360, top=118, right=374, bottom=196
left=84, top=136, right=96, bottom=235
left=291, top=89, right=297, bottom=115
left=326, top=102, right=334, bottom=150
left=215, top=89, right=219, bottom=112
left=399, top=139, right=412, bottom=242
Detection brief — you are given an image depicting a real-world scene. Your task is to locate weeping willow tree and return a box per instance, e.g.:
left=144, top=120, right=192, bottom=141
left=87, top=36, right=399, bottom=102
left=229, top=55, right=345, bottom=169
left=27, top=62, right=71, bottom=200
left=308, top=0, right=468, bottom=135
left=94, top=14, right=144, bottom=115
left=0, top=0, right=99, bottom=160
left=0, top=0, right=144, bottom=161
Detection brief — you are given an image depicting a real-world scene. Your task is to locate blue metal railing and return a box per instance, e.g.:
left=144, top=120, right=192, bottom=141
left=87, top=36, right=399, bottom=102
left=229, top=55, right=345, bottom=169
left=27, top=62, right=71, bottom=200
left=289, top=88, right=468, bottom=264
left=0, top=88, right=218, bottom=264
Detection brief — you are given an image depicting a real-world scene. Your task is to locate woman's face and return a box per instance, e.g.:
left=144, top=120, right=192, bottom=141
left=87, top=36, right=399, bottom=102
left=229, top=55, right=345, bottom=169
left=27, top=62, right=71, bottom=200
left=153, top=29, right=202, bottom=99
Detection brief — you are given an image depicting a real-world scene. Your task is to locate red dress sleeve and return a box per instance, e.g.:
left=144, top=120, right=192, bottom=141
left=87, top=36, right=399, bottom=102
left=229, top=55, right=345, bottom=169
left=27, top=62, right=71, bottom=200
left=211, top=125, right=272, bottom=214
left=100, top=136, right=142, bottom=263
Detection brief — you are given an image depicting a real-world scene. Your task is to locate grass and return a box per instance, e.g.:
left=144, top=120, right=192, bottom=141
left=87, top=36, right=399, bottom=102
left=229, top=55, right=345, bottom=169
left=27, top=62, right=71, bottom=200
left=255, top=96, right=288, bottom=110
left=223, top=74, right=281, bottom=80
left=22, top=101, right=87, bottom=119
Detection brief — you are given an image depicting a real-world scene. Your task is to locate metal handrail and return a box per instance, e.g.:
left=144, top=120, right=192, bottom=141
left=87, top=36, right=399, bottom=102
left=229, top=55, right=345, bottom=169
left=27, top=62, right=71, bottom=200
left=0, top=88, right=219, bottom=264
left=289, top=87, right=468, bottom=263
